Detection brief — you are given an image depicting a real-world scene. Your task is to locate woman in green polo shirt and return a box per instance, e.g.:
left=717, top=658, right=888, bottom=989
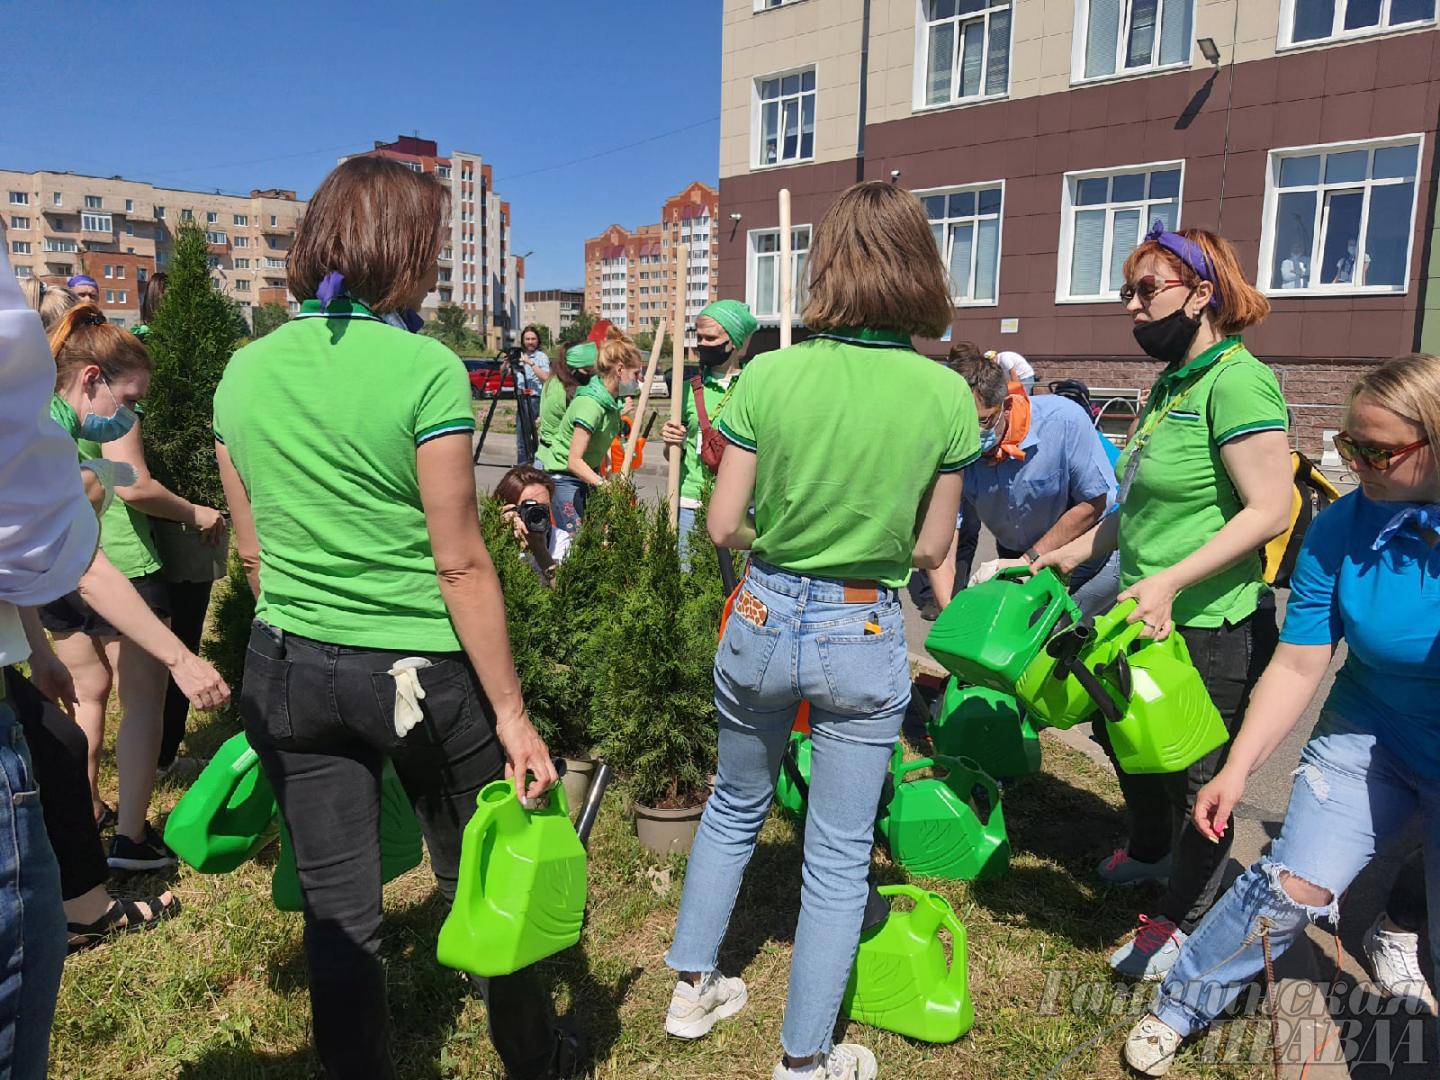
left=533, top=340, right=591, bottom=467
left=213, top=156, right=580, bottom=1079
left=663, top=183, right=977, bottom=1080
left=1035, top=223, right=1294, bottom=984
left=42, top=304, right=227, bottom=872
left=537, top=326, right=643, bottom=533
left=661, top=298, right=757, bottom=562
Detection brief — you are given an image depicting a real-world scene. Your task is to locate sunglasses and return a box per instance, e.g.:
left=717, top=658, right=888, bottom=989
left=1119, top=275, right=1185, bottom=305
left=1332, top=431, right=1430, bottom=471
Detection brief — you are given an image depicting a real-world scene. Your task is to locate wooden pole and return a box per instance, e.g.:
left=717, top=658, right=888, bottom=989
left=778, top=188, right=793, bottom=349
left=666, top=243, right=688, bottom=526
left=621, top=317, right=667, bottom=476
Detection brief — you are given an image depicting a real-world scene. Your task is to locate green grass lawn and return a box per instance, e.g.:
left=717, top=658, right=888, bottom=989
left=52, top=708, right=1265, bottom=1079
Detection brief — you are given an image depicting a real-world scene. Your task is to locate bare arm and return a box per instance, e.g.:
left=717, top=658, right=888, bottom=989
left=217, top=443, right=261, bottom=598
left=105, top=420, right=224, bottom=537
left=417, top=434, right=556, bottom=800
left=928, top=528, right=962, bottom=608
left=708, top=445, right=757, bottom=550
left=914, top=473, right=964, bottom=570
left=1033, top=510, right=1120, bottom=577
left=565, top=426, right=606, bottom=487
left=1032, top=494, right=1107, bottom=556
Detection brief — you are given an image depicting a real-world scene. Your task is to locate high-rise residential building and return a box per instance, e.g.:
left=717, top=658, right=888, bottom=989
left=346, top=135, right=524, bottom=350
left=525, top=288, right=586, bottom=342
left=583, top=181, right=719, bottom=347
left=719, top=0, right=1440, bottom=453
left=0, top=168, right=304, bottom=327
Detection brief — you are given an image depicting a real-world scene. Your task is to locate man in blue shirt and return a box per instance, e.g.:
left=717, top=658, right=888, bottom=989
left=511, top=325, right=550, bottom=464
left=930, top=357, right=1116, bottom=605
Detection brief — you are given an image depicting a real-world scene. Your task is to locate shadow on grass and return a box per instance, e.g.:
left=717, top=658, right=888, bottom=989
left=178, top=1046, right=320, bottom=1079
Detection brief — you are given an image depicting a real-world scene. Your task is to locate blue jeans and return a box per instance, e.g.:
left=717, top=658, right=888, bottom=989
left=550, top=474, right=588, bottom=536
left=667, top=560, right=909, bottom=1058
left=0, top=695, right=66, bottom=1080
left=1152, top=711, right=1440, bottom=1038
left=677, top=506, right=698, bottom=569
left=515, top=394, right=539, bottom=466
left=1069, top=550, right=1121, bottom=618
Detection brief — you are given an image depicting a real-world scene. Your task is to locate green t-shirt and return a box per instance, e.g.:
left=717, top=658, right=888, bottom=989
left=1116, top=336, right=1289, bottom=628
left=212, top=298, right=477, bottom=651
left=717, top=329, right=979, bottom=587
left=535, top=376, right=568, bottom=464
left=679, top=369, right=741, bottom=506
left=538, top=382, right=621, bottom=474
left=49, top=395, right=161, bottom=580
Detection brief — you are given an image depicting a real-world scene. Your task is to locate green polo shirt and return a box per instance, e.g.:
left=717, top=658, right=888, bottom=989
left=535, top=376, right=568, bottom=463
left=538, top=382, right=621, bottom=475
left=212, top=298, right=476, bottom=651
left=49, top=395, right=161, bottom=580
left=679, top=369, right=741, bottom=506
left=1116, top=336, right=1289, bottom=628
left=718, top=329, right=979, bottom=587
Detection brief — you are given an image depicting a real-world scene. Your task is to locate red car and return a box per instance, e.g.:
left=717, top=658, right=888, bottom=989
left=462, top=358, right=517, bottom=399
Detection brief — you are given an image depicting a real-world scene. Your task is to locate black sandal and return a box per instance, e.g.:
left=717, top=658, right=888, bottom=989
left=67, top=893, right=180, bottom=953
left=94, top=802, right=117, bottom=832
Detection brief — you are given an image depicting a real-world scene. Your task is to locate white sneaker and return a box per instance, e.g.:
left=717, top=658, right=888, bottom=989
left=1363, top=914, right=1438, bottom=1016
left=1124, top=1014, right=1181, bottom=1076
left=1109, top=915, right=1187, bottom=982
left=664, top=971, right=748, bottom=1039
left=772, top=1043, right=878, bottom=1080
left=1097, top=847, right=1172, bottom=886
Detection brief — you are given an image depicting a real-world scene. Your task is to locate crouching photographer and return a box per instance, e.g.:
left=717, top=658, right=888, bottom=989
left=494, top=465, right=569, bottom=583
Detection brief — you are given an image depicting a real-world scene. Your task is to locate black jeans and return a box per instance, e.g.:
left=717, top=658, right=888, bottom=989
left=159, top=579, right=214, bottom=768
left=241, top=623, right=563, bottom=1079
left=1091, top=597, right=1279, bottom=933
left=1387, top=847, right=1428, bottom=934
left=4, top=670, right=109, bottom=902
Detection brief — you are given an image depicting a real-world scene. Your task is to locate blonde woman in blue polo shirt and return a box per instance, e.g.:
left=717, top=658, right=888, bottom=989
left=1125, top=353, right=1440, bottom=1075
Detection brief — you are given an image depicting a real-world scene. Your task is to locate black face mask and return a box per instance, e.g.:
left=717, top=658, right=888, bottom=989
left=1132, top=296, right=1202, bottom=365
left=695, top=343, right=731, bottom=368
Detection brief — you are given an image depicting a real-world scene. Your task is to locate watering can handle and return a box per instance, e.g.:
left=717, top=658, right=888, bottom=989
left=938, top=904, right=970, bottom=992
left=1071, top=658, right=1124, bottom=724
left=994, top=564, right=1033, bottom=582
left=780, top=739, right=809, bottom=800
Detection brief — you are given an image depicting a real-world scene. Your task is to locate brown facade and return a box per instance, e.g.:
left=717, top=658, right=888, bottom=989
left=80, top=251, right=156, bottom=316
left=719, top=32, right=1440, bottom=452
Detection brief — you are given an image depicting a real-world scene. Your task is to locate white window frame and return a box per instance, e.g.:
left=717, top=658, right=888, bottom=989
left=754, top=0, right=806, bottom=9
left=915, top=180, right=1006, bottom=306
left=116, top=291, right=126, bottom=304
left=233, top=214, right=248, bottom=226
left=13, top=265, right=31, bottom=278
left=81, top=213, right=112, bottom=233
left=1257, top=134, right=1425, bottom=297
left=125, top=199, right=134, bottom=212
left=10, top=241, right=30, bottom=255
left=85, top=195, right=103, bottom=209
left=913, top=0, right=1013, bottom=112
left=751, top=65, right=818, bottom=170
left=207, top=211, right=218, bottom=224
left=51, top=192, right=62, bottom=206
left=8, top=192, right=27, bottom=206
left=9, top=215, right=28, bottom=230
left=1056, top=159, right=1185, bottom=304
left=745, top=225, right=812, bottom=324
left=1278, top=0, right=1437, bottom=49
left=435, top=165, right=452, bottom=179
left=1072, top=0, right=1194, bottom=85
left=206, top=230, right=229, bottom=245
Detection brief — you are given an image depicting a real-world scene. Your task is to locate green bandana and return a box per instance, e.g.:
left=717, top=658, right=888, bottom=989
left=49, top=394, right=80, bottom=439
left=565, top=341, right=598, bottom=369
left=698, top=299, right=758, bottom=350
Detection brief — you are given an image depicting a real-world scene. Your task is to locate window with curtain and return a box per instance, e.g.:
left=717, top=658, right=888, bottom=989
left=756, top=69, right=817, bottom=167
left=748, top=227, right=812, bottom=319
left=920, top=1, right=1012, bottom=108
left=1261, top=138, right=1421, bottom=292
left=920, top=184, right=1004, bottom=304
left=1060, top=164, right=1182, bottom=300
left=1286, top=0, right=1435, bottom=46
left=1079, top=0, right=1192, bottom=80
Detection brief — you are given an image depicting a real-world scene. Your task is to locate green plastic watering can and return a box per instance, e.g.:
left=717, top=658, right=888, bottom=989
left=773, top=735, right=902, bottom=822
left=841, top=885, right=974, bottom=1043
left=928, top=680, right=1041, bottom=780
left=436, top=776, right=588, bottom=978
left=925, top=567, right=1080, bottom=692
left=163, top=730, right=278, bottom=874
left=1014, top=599, right=1149, bottom=729
left=876, top=755, right=1009, bottom=881
left=272, top=761, right=424, bottom=912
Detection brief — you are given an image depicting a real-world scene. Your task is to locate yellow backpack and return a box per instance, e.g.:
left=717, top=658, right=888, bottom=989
left=1263, top=451, right=1341, bottom=587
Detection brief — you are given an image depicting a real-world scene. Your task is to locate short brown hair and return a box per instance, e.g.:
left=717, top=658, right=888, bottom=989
left=494, top=464, right=554, bottom=505
left=1122, top=228, right=1270, bottom=336
left=953, top=356, right=1009, bottom=408
left=288, top=157, right=449, bottom=314
left=49, top=303, right=152, bottom=388
left=947, top=340, right=984, bottom=367
left=141, top=272, right=167, bottom=324
left=801, top=182, right=953, bottom=338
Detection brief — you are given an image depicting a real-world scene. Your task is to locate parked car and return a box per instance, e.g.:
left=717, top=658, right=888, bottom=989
left=462, top=358, right=516, bottom=399
left=646, top=364, right=700, bottom=399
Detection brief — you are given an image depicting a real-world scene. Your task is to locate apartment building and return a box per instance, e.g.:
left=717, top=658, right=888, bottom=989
left=525, top=288, right=586, bottom=341
left=720, top=0, right=1440, bottom=452
left=583, top=181, right=720, bottom=346
left=1, top=169, right=304, bottom=327
left=348, top=135, right=524, bottom=350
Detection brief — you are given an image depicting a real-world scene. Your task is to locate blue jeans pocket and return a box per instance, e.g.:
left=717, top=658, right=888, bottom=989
left=719, top=609, right=783, bottom=693
left=816, top=618, right=906, bottom=717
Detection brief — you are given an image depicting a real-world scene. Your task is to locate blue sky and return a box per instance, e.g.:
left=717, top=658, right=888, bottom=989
left=3, top=1, right=722, bottom=289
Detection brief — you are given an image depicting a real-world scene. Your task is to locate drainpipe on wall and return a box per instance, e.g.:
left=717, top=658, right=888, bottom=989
left=1411, top=77, right=1440, bottom=353
left=855, top=0, right=872, bottom=184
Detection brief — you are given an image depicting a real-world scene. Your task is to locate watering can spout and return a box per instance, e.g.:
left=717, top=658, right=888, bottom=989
left=911, top=891, right=947, bottom=940
left=477, top=780, right=528, bottom=836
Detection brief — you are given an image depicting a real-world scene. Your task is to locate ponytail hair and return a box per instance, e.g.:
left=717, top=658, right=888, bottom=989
left=50, top=302, right=153, bottom=391
left=1123, top=227, right=1270, bottom=336
left=595, top=323, right=641, bottom=378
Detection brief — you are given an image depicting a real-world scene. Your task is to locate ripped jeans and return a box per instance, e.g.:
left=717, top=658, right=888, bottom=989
left=1152, top=711, right=1440, bottom=1038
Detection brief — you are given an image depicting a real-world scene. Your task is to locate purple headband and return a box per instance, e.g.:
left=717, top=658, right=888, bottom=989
left=1146, top=220, right=1219, bottom=309
left=67, top=274, right=98, bottom=290
left=316, top=271, right=346, bottom=311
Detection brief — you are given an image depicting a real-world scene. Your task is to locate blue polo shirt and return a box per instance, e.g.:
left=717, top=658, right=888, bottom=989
left=1281, top=491, right=1440, bottom=778
left=962, top=394, right=1117, bottom=554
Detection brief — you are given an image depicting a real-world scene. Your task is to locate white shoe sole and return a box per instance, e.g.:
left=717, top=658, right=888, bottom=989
left=665, top=983, right=749, bottom=1039
left=107, top=854, right=177, bottom=872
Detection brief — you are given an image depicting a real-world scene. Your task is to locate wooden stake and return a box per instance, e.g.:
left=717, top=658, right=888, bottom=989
left=621, top=317, right=667, bottom=476
left=778, top=188, right=793, bottom=349
left=666, top=244, right=688, bottom=526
